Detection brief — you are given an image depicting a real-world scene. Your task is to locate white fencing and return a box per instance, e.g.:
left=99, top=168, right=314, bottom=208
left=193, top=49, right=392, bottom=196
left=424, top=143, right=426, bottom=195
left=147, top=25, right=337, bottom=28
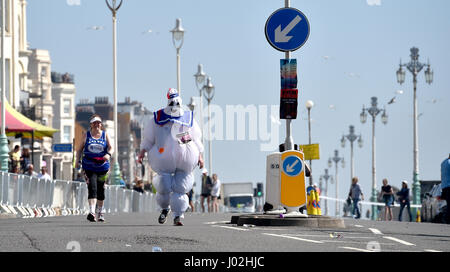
left=0, top=171, right=157, bottom=217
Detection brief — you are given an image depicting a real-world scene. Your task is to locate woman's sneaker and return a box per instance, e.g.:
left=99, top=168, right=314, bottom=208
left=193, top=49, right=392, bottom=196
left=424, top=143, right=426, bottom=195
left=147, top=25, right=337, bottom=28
left=87, top=212, right=96, bottom=222
left=96, top=207, right=105, bottom=222
left=158, top=209, right=170, bottom=224
left=173, top=216, right=183, bottom=226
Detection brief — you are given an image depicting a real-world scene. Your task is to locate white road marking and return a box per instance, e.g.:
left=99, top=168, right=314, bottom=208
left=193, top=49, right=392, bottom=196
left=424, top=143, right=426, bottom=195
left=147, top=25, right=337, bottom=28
left=212, top=225, right=250, bottom=231
left=354, top=225, right=364, bottom=228
left=383, top=236, right=415, bottom=246
left=340, top=246, right=374, bottom=252
left=262, top=233, right=324, bottom=244
left=424, top=249, right=443, bottom=252
left=204, top=221, right=230, bottom=225
left=369, top=228, right=383, bottom=235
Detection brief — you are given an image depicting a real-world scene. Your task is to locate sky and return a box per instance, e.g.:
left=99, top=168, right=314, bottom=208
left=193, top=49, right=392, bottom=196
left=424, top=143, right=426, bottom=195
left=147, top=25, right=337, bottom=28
left=27, top=0, right=450, bottom=218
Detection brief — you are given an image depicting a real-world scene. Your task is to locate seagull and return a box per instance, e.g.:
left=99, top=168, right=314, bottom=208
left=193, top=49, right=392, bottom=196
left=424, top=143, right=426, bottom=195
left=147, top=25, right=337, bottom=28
left=329, top=104, right=336, bottom=110
left=87, top=26, right=104, bottom=31
left=387, top=96, right=396, bottom=105
left=396, top=90, right=404, bottom=95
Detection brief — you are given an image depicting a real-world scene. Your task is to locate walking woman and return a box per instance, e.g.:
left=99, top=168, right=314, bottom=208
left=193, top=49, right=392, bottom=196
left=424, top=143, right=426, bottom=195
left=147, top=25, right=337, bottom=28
left=75, top=114, right=112, bottom=222
left=381, top=178, right=394, bottom=221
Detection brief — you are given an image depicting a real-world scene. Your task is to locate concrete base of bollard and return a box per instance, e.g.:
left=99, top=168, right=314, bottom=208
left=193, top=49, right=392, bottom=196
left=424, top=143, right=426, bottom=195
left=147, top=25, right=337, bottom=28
left=231, top=213, right=345, bottom=228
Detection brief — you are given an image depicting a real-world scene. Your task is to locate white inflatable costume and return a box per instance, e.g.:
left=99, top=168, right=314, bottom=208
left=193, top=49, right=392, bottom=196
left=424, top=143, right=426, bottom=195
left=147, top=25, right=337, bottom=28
left=140, top=88, right=204, bottom=223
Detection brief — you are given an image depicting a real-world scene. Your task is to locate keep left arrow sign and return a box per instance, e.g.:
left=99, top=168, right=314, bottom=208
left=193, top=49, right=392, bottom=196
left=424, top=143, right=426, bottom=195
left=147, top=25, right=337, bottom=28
left=275, top=15, right=301, bottom=43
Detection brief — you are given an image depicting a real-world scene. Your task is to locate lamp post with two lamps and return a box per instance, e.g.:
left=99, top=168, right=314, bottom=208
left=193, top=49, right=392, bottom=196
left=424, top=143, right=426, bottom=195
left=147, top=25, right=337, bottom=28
left=340, top=125, right=363, bottom=182
left=360, top=97, right=388, bottom=220
left=105, top=0, right=123, bottom=185
left=0, top=0, right=8, bottom=172
left=305, top=100, right=314, bottom=186
left=328, top=150, right=345, bottom=217
left=319, top=168, right=333, bottom=216
left=396, top=47, right=433, bottom=211
left=193, top=64, right=206, bottom=146
left=203, top=77, right=215, bottom=174
left=171, top=18, right=185, bottom=94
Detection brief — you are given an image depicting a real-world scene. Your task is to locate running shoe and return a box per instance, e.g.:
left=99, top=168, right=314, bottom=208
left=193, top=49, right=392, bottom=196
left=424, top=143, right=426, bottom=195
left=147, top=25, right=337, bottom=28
left=96, top=207, right=105, bottom=222
left=87, top=212, right=96, bottom=222
left=158, top=209, right=170, bottom=224
left=173, top=216, right=183, bottom=226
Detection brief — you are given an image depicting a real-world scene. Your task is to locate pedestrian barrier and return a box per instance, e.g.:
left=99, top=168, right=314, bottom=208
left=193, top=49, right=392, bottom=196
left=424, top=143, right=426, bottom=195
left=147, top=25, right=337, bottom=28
left=0, top=171, right=158, bottom=218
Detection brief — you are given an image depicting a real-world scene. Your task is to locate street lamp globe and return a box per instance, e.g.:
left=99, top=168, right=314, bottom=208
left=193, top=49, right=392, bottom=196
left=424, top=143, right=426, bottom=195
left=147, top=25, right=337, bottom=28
left=360, top=106, right=367, bottom=124
left=171, top=18, right=185, bottom=47
left=204, top=77, right=215, bottom=96
left=328, top=158, right=332, bottom=168
left=424, top=64, right=433, bottom=84
left=341, top=157, right=345, bottom=168
left=305, top=100, right=314, bottom=110
left=340, top=135, right=346, bottom=148
left=194, top=64, right=206, bottom=87
left=381, top=109, right=388, bottom=125
left=358, top=134, right=363, bottom=148
left=396, top=65, right=406, bottom=85
left=187, top=97, right=196, bottom=111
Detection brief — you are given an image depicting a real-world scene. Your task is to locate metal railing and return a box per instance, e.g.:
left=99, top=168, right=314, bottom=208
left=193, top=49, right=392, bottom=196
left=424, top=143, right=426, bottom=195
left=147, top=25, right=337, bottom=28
left=0, top=171, right=157, bottom=217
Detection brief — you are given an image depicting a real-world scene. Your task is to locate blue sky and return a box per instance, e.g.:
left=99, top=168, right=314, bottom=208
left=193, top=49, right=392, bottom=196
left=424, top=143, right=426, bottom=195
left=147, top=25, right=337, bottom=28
left=27, top=0, right=450, bottom=217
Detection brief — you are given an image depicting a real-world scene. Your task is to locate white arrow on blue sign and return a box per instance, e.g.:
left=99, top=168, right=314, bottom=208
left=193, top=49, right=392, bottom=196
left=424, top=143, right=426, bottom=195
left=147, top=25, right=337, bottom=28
left=265, top=7, right=310, bottom=52
left=282, top=155, right=303, bottom=177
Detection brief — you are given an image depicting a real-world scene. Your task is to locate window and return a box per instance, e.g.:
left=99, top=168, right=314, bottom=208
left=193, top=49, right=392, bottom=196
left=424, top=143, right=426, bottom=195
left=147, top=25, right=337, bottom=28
left=63, top=126, right=71, bottom=143
left=63, top=99, right=71, bottom=115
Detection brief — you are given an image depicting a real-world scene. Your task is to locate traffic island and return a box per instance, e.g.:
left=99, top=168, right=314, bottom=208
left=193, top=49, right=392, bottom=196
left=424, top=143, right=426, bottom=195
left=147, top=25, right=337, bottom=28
left=231, top=214, right=345, bottom=228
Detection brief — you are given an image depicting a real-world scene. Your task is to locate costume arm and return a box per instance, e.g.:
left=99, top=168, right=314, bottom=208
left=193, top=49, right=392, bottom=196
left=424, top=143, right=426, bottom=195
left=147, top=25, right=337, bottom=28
left=191, top=119, right=204, bottom=153
left=140, top=119, right=156, bottom=152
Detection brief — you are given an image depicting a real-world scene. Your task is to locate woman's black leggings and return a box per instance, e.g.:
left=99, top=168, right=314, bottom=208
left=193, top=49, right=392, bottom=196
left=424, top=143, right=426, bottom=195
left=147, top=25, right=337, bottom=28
left=84, top=170, right=109, bottom=200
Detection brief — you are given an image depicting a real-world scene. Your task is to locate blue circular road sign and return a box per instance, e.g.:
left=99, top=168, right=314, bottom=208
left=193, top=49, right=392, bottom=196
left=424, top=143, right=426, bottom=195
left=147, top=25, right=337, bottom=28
left=265, top=8, right=310, bottom=52
left=282, top=155, right=303, bottom=177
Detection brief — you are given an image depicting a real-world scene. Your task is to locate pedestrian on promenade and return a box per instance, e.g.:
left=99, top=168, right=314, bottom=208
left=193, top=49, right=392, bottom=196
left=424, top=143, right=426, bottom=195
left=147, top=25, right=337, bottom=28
left=211, top=173, right=221, bottom=213
left=187, top=187, right=195, bottom=212
left=138, top=88, right=204, bottom=226
left=9, top=145, right=20, bottom=172
left=20, top=148, right=31, bottom=174
left=38, top=165, right=51, bottom=180
left=75, top=114, right=112, bottom=223
left=397, top=180, right=412, bottom=222
left=200, top=168, right=212, bottom=213
left=348, top=177, right=364, bottom=219
left=381, top=178, right=394, bottom=221
left=25, top=164, right=38, bottom=177
left=133, top=179, right=145, bottom=193
left=441, top=153, right=450, bottom=224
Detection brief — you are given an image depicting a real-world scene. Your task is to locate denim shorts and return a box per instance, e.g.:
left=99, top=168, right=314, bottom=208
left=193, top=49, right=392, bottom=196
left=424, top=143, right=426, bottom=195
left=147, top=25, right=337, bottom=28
left=383, top=195, right=393, bottom=207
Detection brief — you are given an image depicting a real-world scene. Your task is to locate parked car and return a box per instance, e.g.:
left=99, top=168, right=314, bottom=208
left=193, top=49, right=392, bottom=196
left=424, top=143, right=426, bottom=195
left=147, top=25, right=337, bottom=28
left=421, top=183, right=447, bottom=223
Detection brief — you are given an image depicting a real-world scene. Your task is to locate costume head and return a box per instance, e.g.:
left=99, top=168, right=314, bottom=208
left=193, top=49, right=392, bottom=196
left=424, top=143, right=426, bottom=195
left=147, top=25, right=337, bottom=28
left=164, top=88, right=184, bottom=117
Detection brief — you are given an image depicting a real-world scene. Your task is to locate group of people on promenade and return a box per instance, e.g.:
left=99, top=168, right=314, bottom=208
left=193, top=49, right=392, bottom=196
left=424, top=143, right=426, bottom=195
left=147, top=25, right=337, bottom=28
left=8, top=144, right=51, bottom=180
left=347, top=176, right=415, bottom=222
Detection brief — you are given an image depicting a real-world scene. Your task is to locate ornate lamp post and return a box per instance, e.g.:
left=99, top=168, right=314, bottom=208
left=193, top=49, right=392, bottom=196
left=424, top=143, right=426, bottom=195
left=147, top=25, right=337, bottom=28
left=171, top=18, right=185, bottom=94
left=319, top=168, right=333, bottom=216
left=0, top=0, right=8, bottom=172
left=360, top=97, right=388, bottom=220
left=305, top=100, right=314, bottom=186
left=203, top=77, right=215, bottom=174
left=328, top=150, right=345, bottom=217
left=106, top=0, right=123, bottom=185
left=396, top=47, right=433, bottom=214
left=193, top=64, right=206, bottom=147
left=340, top=125, right=363, bottom=183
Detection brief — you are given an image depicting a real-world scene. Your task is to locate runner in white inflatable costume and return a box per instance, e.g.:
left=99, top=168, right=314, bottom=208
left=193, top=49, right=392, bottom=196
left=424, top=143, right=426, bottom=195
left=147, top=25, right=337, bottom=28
left=138, top=88, right=204, bottom=226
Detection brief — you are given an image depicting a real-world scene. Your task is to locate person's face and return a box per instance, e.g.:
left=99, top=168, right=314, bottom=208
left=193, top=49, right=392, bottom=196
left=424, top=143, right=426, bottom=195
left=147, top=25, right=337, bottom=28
left=383, top=179, right=387, bottom=186
left=41, top=167, right=47, bottom=173
left=91, top=121, right=102, bottom=130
